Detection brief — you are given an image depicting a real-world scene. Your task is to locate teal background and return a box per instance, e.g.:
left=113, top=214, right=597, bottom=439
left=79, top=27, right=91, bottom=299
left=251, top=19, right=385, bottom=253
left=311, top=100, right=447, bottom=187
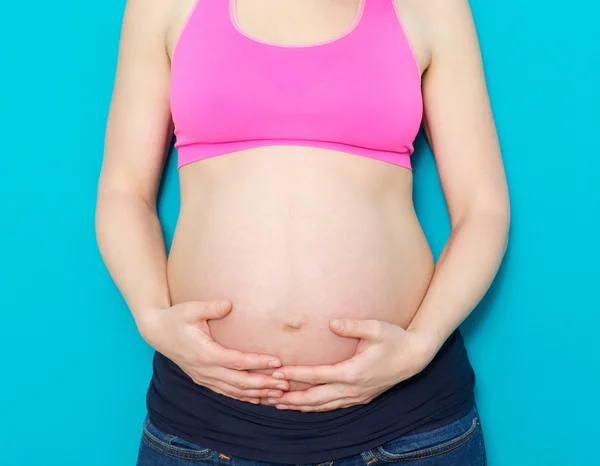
left=1, top=0, right=598, bottom=465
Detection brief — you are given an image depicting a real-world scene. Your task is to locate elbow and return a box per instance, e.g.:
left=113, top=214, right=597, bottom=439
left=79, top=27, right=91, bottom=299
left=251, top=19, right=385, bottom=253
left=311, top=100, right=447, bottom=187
left=487, top=196, right=511, bottom=235
left=95, top=176, right=157, bottom=217
left=482, top=203, right=511, bottom=254
left=94, top=187, right=156, bottom=239
left=451, top=197, right=511, bottom=247
left=495, top=191, right=512, bottom=242
left=496, top=205, right=511, bottom=253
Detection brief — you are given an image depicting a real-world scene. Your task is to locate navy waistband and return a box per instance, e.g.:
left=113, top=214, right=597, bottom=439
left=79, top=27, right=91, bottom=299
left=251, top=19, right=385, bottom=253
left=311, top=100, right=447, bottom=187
left=146, top=329, right=475, bottom=463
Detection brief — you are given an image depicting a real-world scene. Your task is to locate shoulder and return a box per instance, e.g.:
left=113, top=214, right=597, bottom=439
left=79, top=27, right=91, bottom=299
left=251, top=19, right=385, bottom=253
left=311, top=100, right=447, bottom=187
left=122, top=0, right=174, bottom=21
left=120, top=0, right=174, bottom=45
left=419, top=0, right=479, bottom=53
left=415, top=0, right=474, bottom=23
left=391, top=0, right=476, bottom=74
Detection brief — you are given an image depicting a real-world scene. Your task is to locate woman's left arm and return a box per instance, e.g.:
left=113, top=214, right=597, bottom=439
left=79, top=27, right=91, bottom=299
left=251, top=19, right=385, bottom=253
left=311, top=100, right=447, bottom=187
left=270, top=0, right=510, bottom=411
left=406, top=0, right=510, bottom=352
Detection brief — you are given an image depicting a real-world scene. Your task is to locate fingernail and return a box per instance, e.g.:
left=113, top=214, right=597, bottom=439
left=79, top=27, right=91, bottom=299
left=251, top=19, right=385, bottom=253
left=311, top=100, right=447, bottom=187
left=331, top=319, right=342, bottom=330
left=218, top=301, right=229, bottom=311
left=267, top=398, right=278, bottom=405
left=272, top=372, right=284, bottom=379
left=276, top=405, right=289, bottom=410
left=268, top=360, right=281, bottom=368
left=268, top=391, right=280, bottom=398
left=276, top=384, right=287, bottom=390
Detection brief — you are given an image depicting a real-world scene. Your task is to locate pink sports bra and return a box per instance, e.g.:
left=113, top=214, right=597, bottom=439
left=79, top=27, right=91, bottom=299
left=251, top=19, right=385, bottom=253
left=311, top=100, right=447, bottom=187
left=170, top=0, right=422, bottom=170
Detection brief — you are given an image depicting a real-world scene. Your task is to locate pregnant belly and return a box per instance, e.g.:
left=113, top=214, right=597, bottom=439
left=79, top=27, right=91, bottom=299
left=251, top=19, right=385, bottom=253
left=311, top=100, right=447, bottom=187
left=167, top=147, right=434, bottom=389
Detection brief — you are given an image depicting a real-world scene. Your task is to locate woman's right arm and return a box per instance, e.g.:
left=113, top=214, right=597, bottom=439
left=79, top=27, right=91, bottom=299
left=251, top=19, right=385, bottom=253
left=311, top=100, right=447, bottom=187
left=95, top=0, right=287, bottom=403
left=96, top=0, right=173, bottom=333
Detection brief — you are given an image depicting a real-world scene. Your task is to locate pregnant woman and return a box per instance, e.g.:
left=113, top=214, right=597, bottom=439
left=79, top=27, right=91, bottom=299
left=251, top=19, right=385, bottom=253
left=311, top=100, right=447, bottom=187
left=96, top=0, right=509, bottom=464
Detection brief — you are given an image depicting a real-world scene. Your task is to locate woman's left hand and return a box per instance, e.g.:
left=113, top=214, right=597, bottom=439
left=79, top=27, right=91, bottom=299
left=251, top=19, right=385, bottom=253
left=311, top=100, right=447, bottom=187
left=268, top=319, right=439, bottom=412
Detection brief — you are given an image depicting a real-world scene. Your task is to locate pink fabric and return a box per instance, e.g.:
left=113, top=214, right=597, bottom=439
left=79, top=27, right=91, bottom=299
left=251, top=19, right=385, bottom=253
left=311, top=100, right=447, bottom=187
left=170, top=0, right=422, bottom=170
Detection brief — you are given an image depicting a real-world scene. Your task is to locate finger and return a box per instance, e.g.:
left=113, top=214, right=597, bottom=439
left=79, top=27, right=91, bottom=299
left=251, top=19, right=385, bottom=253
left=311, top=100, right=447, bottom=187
left=239, top=397, right=261, bottom=405
left=213, top=367, right=290, bottom=391
left=206, top=378, right=285, bottom=399
left=277, top=397, right=364, bottom=412
left=273, top=361, right=357, bottom=385
left=329, top=319, right=384, bottom=341
left=208, top=343, right=282, bottom=370
left=186, top=300, right=232, bottom=322
left=269, top=383, right=351, bottom=407
left=203, top=383, right=259, bottom=404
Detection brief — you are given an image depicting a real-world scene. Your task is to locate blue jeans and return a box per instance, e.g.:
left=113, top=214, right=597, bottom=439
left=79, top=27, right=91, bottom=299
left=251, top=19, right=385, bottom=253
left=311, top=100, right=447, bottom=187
left=136, top=405, right=486, bottom=465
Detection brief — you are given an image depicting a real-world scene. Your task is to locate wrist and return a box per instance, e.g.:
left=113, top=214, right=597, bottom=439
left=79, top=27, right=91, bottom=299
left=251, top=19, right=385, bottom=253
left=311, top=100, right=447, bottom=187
left=135, top=306, right=168, bottom=346
left=405, top=326, right=446, bottom=371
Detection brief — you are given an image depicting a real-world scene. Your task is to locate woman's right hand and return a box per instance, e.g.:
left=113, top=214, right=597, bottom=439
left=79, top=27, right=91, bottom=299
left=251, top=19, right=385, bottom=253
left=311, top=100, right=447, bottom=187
left=137, top=300, right=289, bottom=404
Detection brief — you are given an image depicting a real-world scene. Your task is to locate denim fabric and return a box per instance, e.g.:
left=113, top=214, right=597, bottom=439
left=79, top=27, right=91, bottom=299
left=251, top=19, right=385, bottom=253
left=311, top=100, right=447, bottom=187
left=136, top=405, right=486, bottom=465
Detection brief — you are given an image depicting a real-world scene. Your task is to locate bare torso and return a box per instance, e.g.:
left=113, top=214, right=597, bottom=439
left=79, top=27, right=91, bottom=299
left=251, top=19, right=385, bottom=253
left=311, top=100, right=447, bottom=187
left=165, top=0, right=434, bottom=390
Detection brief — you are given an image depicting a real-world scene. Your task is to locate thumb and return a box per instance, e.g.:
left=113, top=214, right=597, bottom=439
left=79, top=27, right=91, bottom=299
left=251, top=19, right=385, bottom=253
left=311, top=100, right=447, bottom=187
left=329, top=318, right=383, bottom=340
left=187, top=300, right=232, bottom=322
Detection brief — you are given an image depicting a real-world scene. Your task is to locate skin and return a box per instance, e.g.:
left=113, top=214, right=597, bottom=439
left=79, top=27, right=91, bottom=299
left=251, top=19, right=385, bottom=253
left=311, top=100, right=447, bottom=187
left=96, top=0, right=509, bottom=412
